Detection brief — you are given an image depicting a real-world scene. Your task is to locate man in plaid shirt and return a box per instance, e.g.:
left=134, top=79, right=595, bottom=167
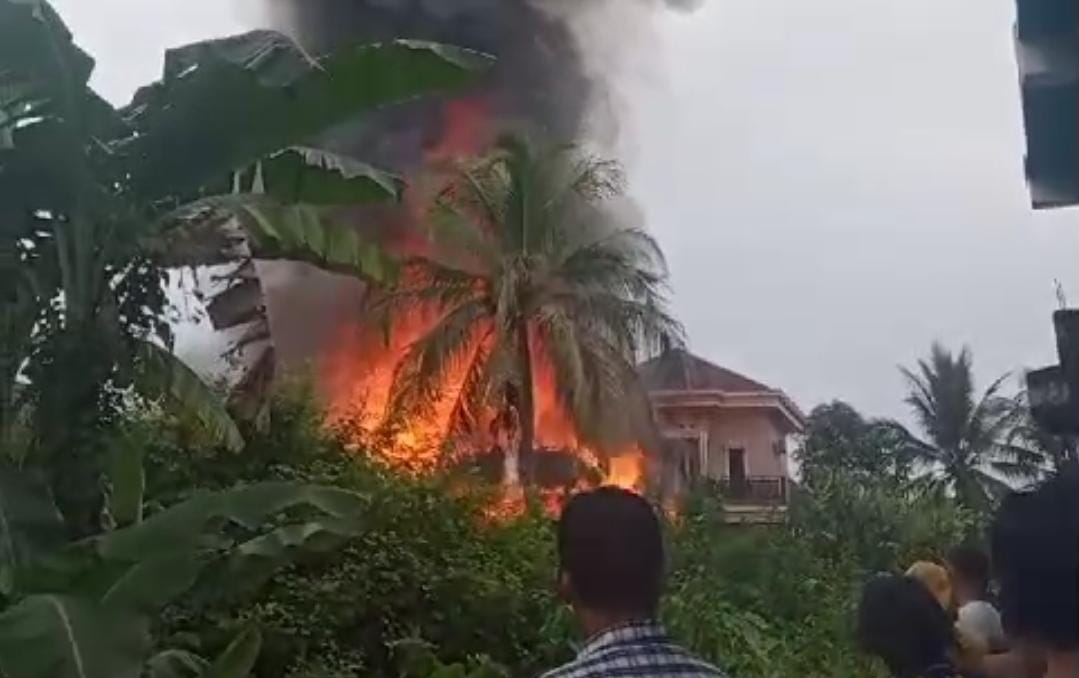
left=542, top=487, right=727, bottom=677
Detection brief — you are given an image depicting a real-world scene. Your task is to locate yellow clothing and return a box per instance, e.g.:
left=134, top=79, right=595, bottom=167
left=905, top=561, right=988, bottom=669
left=906, top=561, right=954, bottom=610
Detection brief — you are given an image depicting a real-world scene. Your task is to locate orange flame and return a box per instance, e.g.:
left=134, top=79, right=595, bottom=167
left=321, top=311, right=645, bottom=493
left=317, top=94, right=645, bottom=511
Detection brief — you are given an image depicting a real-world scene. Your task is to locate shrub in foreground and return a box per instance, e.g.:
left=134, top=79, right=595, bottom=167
left=139, top=391, right=967, bottom=677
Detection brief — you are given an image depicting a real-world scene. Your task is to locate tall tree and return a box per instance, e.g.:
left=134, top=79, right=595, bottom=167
left=0, top=0, right=489, bottom=532
left=798, top=401, right=915, bottom=489
left=899, top=343, right=1032, bottom=509
left=378, top=135, right=684, bottom=484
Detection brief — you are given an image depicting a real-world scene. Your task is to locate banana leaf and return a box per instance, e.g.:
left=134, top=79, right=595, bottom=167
left=0, top=594, right=150, bottom=678
left=122, top=32, right=491, bottom=203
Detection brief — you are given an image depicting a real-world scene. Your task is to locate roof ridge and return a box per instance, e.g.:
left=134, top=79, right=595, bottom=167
left=639, top=348, right=775, bottom=394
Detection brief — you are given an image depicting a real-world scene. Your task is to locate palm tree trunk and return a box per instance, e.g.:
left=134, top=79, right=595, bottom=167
left=516, top=322, right=536, bottom=487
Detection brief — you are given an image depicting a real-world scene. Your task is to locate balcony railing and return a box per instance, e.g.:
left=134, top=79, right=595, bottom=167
left=716, top=476, right=788, bottom=505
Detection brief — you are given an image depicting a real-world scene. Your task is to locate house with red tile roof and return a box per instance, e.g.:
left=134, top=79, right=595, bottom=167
left=639, top=349, right=806, bottom=522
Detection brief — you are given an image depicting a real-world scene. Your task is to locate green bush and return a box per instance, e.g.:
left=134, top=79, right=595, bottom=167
left=136, top=389, right=969, bottom=677
left=664, top=492, right=878, bottom=677
left=788, top=473, right=978, bottom=573
left=143, top=391, right=573, bottom=677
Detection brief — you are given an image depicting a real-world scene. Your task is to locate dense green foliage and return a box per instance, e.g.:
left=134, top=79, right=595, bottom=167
left=128, top=389, right=975, bottom=678
left=140, top=392, right=571, bottom=677
left=0, top=455, right=368, bottom=678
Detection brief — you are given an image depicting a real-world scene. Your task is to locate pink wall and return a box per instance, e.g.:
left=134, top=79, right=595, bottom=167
left=706, top=409, right=788, bottom=478
left=656, top=406, right=790, bottom=480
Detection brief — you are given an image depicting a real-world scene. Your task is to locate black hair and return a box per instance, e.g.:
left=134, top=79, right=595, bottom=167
left=947, top=543, right=991, bottom=594
left=857, top=574, right=957, bottom=678
left=557, top=487, right=664, bottom=616
left=991, top=468, right=1079, bottom=650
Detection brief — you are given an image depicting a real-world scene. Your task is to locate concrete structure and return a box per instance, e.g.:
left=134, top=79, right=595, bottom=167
left=639, top=349, right=806, bottom=523
left=1014, top=0, right=1079, bottom=208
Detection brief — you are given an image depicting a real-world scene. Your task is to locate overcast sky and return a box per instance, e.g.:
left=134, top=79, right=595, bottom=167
left=54, top=0, right=1079, bottom=422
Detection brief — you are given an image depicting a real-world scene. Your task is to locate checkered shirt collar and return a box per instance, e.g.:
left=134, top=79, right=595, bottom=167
left=576, top=620, right=670, bottom=659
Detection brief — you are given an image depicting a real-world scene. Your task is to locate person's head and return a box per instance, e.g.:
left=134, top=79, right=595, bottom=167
left=947, top=544, right=991, bottom=603
left=857, top=574, right=958, bottom=677
left=557, top=487, right=664, bottom=624
left=991, top=468, right=1079, bottom=654
left=906, top=561, right=955, bottom=613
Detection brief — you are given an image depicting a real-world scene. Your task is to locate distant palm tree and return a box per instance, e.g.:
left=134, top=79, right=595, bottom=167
left=376, top=135, right=684, bottom=483
left=899, top=344, right=1033, bottom=509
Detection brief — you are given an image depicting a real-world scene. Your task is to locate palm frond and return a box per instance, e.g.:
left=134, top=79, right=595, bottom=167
left=367, top=259, right=485, bottom=321
left=441, top=329, right=497, bottom=441
left=537, top=310, right=654, bottom=454
left=385, top=301, right=490, bottom=420
left=552, top=292, right=684, bottom=358
left=428, top=191, right=500, bottom=274
left=900, top=368, right=941, bottom=448
left=969, top=468, right=1012, bottom=503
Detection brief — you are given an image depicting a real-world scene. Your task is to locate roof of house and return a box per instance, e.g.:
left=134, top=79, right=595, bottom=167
left=638, top=349, right=774, bottom=393
left=638, top=349, right=807, bottom=432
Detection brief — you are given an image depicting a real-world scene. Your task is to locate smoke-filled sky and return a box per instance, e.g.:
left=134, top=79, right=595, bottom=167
left=54, top=0, right=1079, bottom=422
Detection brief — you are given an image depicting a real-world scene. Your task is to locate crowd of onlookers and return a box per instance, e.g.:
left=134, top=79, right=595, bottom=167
left=541, top=469, right=1079, bottom=677
left=857, top=468, right=1079, bottom=678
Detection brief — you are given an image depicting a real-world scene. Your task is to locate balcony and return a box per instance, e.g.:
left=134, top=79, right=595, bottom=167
left=716, top=476, right=789, bottom=505
left=710, top=477, right=790, bottom=525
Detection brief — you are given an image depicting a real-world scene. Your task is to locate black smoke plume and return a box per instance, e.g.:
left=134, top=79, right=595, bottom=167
left=262, top=0, right=695, bottom=170
left=249, top=0, right=695, bottom=370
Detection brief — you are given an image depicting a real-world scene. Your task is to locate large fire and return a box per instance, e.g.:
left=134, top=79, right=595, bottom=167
left=320, top=306, right=646, bottom=492
left=317, top=95, right=646, bottom=509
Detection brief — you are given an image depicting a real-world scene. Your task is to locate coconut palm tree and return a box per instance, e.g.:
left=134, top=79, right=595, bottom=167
left=898, top=343, right=1032, bottom=509
left=377, top=135, right=684, bottom=484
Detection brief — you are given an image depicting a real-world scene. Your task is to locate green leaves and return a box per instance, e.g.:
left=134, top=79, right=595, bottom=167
left=146, top=650, right=207, bottom=678
left=97, top=553, right=204, bottom=613
left=144, top=629, right=261, bottom=678
left=202, top=627, right=261, bottom=678
left=0, top=598, right=261, bottom=678
left=124, top=32, right=491, bottom=202
left=0, top=595, right=150, bottom=678
left=0, top=481, right=367, bottom=678
left=132, top=341, right=244, bottom=453
left=95, top=482, right=366, bottom=562
left=106, top=434, right=145, bottom=528
left=0, top=463, right=66, bottom=587
left=238, top=146, right=403, bottom=205
left=900, top=344, right=1025, bottom=511
left=236, top=203, right=396, bottom=282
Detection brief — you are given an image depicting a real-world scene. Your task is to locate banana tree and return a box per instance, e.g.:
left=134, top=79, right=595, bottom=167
left=0, top=459, right=370, bottom=678
left=0, top=0, right=491, bottom=533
